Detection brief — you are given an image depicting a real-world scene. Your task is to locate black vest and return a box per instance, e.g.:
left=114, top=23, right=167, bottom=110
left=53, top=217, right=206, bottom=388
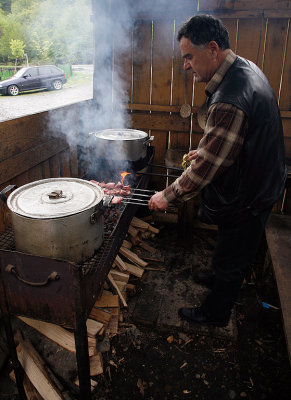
left=199, top=56, right=287, bottom=225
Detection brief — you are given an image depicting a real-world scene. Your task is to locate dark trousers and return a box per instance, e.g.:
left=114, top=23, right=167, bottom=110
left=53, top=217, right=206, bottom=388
left=201, top=207, right=272, bottom=322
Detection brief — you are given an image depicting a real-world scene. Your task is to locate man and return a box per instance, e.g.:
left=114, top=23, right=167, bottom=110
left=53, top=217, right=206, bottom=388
left=148, top=15, right=286, bottom=327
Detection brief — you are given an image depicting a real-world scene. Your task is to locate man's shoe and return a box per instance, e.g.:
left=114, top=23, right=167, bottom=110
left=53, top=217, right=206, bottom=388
left=178, top=307, right=228, bottom=327
left=194, top=270, right=215, bottom=289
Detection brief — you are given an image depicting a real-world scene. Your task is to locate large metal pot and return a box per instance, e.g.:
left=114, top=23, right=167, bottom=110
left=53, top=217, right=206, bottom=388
left=2, top=178, right=105, bottom=263
left=90, top=128, right=154, bottom=162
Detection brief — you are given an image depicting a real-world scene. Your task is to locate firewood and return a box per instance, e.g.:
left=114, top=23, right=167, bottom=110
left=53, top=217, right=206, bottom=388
left=109, top=269, right=130, bottom=283
left=129, top=234, right=142, bottom=246
left=119, top=246, right=148, bottom=268
left=152, top=211, right=178, bottom=224
left=74, top=377, right=97, bottom=391
left=89, top=307, right=112, bottom=326
left=114, top=280, right=127, bottom=293
left=123, top=262, right=144, bottom=278
left=105, top=311, right=119, bottom=335
left=94, top=291, right=119, bottom=308
left=86, top=319, right=104, bottom=338
left=128, top=224, right=139, bottom=237
left=122, top=239, right=132, bottom=249
left=15, top=331, right=70, bottom=400
left=114, top=254, right=127, bottom=272
left=89, top=352, right=103, bottom=376
left=147, top=224, right=159, bottom=234
left=107, top=273, right=128, bottom=307
left=18, top=316, right=96, bottom=353
left=130, top=216, right=148, bottom=231
left=138, top=241, right=157, bottom=254
left=140, top=231, right=152, bottom=240
left=10, top=369, right=43, bottom=400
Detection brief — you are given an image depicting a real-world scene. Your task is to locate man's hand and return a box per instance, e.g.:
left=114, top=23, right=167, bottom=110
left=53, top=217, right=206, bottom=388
left=187, top=149, right=198, bottom=161
left=148, top=191, right=168, bottom=211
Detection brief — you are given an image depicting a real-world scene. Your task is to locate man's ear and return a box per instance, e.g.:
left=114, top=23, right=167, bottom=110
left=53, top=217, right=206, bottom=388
left=208, top=40, right=219, bottom=56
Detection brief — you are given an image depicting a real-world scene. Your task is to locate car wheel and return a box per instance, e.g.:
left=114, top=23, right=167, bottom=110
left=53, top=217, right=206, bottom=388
left=52, top=80, right=63, bottom=90
left=8, top=85, right=19, bottom=96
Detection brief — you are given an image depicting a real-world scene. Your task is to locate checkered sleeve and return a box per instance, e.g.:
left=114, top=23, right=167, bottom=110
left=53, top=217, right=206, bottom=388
left=162, top=103, right=247, bottom=205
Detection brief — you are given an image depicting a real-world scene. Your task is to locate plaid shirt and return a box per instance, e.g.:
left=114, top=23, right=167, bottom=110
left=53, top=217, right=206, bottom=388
left=163, top=51, right=248, bottom=205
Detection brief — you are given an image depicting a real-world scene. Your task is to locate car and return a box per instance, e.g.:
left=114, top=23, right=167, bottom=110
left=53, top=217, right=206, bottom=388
left=0, top=65, right=67, bottom=96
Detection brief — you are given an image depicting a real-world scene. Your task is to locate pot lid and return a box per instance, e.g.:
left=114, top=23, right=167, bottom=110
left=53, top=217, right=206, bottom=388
left=92, top=128, right=148, bottom=141
left=7, top=178, right=104, bottom=219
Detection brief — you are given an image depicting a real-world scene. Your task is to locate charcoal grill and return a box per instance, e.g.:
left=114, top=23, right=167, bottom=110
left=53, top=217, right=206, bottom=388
left=0, top=148, right=154, bottom=400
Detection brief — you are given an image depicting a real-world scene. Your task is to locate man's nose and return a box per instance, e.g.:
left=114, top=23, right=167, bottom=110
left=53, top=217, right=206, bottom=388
left=183, top=60, right=191, bottom=71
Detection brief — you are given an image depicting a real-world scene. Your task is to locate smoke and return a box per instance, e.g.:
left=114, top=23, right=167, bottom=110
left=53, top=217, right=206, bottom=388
left=45, top=0, right=189, bottom=177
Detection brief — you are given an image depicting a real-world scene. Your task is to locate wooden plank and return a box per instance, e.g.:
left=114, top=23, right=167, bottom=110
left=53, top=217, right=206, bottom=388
left=60, top=150, right=71, bottom=177
left=236, top=18, right=267, bottom=65
left=265, top=214, right=291, bottom=363
left=220, top=18, right=238, bottom=52
left=132, top=20, right=152, bottom=105
left=131, top=112, right=195, bottom=132
left=49, top=153, right=61, bottom=178
left=263, top=18, right=289, bottom=100
left=279, top=22, right=291, bottom=111
left=0, top=139, right=68, bottom=185
left=28, top=164, right=43, bottom=183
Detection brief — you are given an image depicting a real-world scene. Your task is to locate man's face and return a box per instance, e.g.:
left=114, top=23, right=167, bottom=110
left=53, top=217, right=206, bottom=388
left=179, top=37, right=218, bottom=83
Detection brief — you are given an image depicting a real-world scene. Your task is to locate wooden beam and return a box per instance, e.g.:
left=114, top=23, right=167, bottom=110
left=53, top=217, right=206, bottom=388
left=0, top=138, right=69, bottom=185
left=130, top=113, right=202, bottom=133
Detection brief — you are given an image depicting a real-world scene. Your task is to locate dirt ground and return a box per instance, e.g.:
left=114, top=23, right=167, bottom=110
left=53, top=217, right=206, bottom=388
left=0, top=223, right=291, bottom=400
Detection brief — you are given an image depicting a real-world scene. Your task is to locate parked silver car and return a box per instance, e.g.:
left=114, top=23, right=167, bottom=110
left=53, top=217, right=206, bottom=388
left=0, top=65, right=67, bottom=96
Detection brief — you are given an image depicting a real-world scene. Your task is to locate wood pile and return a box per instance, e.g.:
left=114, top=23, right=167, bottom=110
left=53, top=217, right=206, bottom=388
left=13, top=216, right=161, bottom=398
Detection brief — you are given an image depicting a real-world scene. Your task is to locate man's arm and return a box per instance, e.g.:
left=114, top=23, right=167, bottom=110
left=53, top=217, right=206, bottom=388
left=149, top=103, right=247, bottom=211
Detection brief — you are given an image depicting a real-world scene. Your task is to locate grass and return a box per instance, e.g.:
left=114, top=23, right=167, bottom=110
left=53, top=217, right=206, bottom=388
left=66, top=70, right=93, bottom=86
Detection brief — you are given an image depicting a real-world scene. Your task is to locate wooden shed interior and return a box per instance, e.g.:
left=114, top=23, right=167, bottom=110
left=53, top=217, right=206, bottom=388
left=0, top=1, right=291, bottom=396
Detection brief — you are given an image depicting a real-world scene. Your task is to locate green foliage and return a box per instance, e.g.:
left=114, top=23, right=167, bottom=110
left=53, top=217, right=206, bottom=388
left=10, top=38, right=25, bottom=58
left=0, top=0, right=12, bottom=13
left=0, top=0, right=93, bottom=64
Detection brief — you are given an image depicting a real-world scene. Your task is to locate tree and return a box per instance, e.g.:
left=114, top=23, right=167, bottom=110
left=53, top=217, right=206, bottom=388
left=10, top=38, right=25, bottom=69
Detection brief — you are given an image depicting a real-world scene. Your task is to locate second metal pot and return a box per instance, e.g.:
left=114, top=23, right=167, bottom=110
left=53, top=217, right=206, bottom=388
left=90, top=128, right=154, bottom=162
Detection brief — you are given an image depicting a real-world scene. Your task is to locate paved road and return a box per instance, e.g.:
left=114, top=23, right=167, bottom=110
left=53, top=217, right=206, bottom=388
left=0, top=69, right=93, bottom=122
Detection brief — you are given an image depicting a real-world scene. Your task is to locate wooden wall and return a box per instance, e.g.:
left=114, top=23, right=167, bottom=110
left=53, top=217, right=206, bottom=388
left=104, top=0, right=291, bottom=188
left=0, top=104, right=82, bottom=232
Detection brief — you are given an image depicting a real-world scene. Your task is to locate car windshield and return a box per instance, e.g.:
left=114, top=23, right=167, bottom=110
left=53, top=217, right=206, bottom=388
left=14, top=68, right=29, bottom=78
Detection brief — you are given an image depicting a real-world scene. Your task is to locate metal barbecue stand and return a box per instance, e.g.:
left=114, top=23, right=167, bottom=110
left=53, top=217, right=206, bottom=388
left=0, top=154, right=154, bottom=399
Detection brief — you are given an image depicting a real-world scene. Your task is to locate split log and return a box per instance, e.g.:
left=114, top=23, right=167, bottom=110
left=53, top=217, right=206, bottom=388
left=123, top=262, right=144, bottom=278
left=10, top=370, right=43, bottom=400
left=122, top=239, right=132, bottom=249
left=107, top=273, right=128, bottom=307
left=119, top=246, right=148, bottom=268
left=129, top=234, right=142, bottom=246
left=152, top=211, right=178, bottom=224
left=18, top=316, right=96, bottom=353
left=94, top=291, right=119, bottom=308
left=114, top=254, right=127, bottom=272
left=105, top=308, right=119, bottom=335
left=73, top=378, right=97, bottom=392
left=109, top=269, right=130, bottom=283
left=86, top=319, right=104, bottom=338
left=89, top=307, right=112, bottom=326
left=15, top=331, right=71, bottom=400
left=138, top=241, right=157, bottom=254
left=131, top=216, right=160, bottom=234
left=128, top=224, right=139, bottom=238
left=88, top=352, right=103, bottom=376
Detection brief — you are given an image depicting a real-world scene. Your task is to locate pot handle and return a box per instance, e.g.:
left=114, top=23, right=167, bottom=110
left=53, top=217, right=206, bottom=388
left=5, top=264, right=60, bottom=287
left=0, top=185, right=18, bottom=204
left=90, top=195, right=113, bottom=224
left=144, top=136, right=154, bottom=145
